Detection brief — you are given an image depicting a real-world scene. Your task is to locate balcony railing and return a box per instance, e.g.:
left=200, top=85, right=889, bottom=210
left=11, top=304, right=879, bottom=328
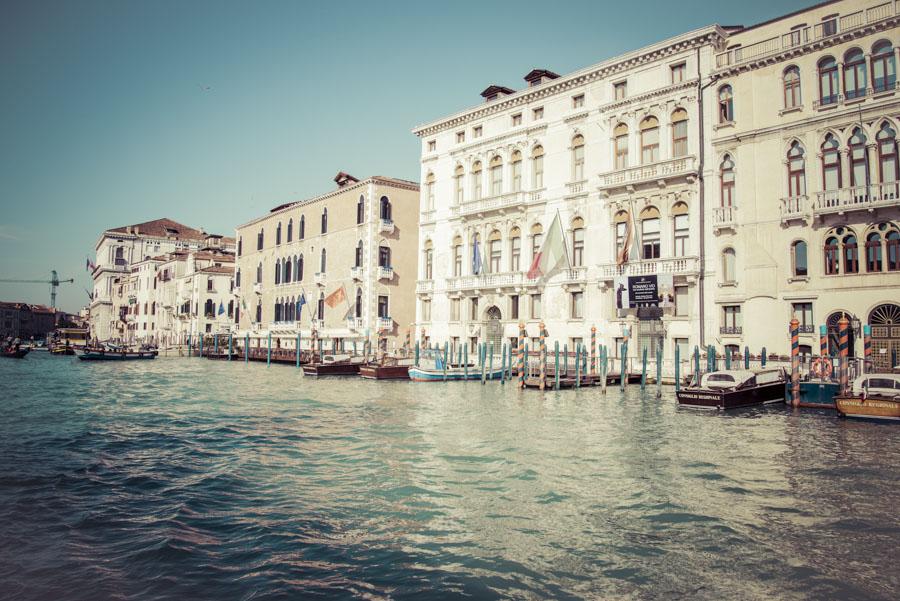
left=814, top=183, right=899, bottom=216
left=798, top=325, right=815, bottom=334
left=416, top=279, right=434, bottom=294
left=712, top=206, right=737, bottom=229
left=350, top=266, right=363, bottom=281
left=562, top=266, right=587, bottom=282
left=457, top=191, right=530, bottom=218
left=780, top=195, right=808, bottom=222
left=377, top=266, right=394, bottom=280
left=377, top=317, right=393, bottom=332
left=420, top=209, right=436, bottom=224
left=314, top=272, right=326, bottom=286
left=720, top=326, right=743, bottom=335
left=598, top=256, right=700, bottom=279
left=446, top=271, right=538, bottom=291
left=379, top=219, right=395, bottom=234
left=346, top=317, right=363, bottom=331
left=715, top=2, right=898, bottom=69
left=566, top=180, right=587, bottom=195
left=598, top=156, right=697, bottom=190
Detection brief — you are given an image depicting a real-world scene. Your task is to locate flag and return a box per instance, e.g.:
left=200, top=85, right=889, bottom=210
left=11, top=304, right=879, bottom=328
left=218, top=301, right=225, bottom=315
left=527, top=212, right=570, bottom=280
left=324, top=285, right=346, bottom=308
left=85, top=257, right=96, bottom=272
left=472, top=237, right=483, bottom=275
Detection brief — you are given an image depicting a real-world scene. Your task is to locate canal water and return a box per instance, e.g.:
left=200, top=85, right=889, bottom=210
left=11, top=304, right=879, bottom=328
left=1, top=354, right=898, bottom=600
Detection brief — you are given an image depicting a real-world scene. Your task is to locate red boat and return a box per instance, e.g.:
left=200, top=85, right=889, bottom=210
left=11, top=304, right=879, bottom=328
left=359, top=359, right=411, bottom=380
left=302, top=354, right=363, bottom=377
left=2, top=347, right=30, bottom=359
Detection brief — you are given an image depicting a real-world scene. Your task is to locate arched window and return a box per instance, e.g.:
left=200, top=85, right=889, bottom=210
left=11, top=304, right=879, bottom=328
left=257, top=228, right=264, bottom=250
left=787, top=141, right=806, bottom=197
left=791, top=240, right=808, bottom=277
left=380, top=196, right=392, bottom=221
left=489, top=156, right=503, bottom=196
left=532, top=146, right=544, bottom=188
left=849, top=128, right=869, bottom=189
left=822, top=134, right=842, bottom=193
left=672, top=202, right=689, bottom=257
left=571, top=217, right=585, bottom=266
left=425, top=172, right=436, bottom=209
left=275, top=259, right=281, bottom=285
left=285, top=256, right=292, bottom=282
left=255, top=301, right=262, bottom=323
left=824, top=235, right=840, bottom=275
left=320, top=248, right=327, bottom=274
left=530, top=223, right=544, bottom=263
left=783, top=66, right=801, bottom=109
left=488, top=230, right=502, bottom=273
left=866, top=232, right=883, bottom=272
left=355, top=240, right=363, bottom=268
left=872, top=40, right=896, bottom=93
left=614, top=211, right=629, bottom=260
left=357, top=195, right=365, bottom=224
left=640, top=207, right=660, bottom=259
left=274, top=298, right=281, bottom=322
left=843, top=48, right=866, bottom=100
left=722, top=248, right=736, bottom=283
left=877, top=122, right=898, bottom=194
left=299, top=215, right=305, bottom=240
left=509, top=226, right=521, bottom=271
left=510, top=151, right=522, bottom=192
left=288, top=296, right=295, bottom=321
left=454, top=165, right=465, bottom=204
left=720, top=155, right=735, bottom=206
left=297, top=254, right=304, bottom=280
left=640, top=117, right=659, bottom=164
left=818, top=57, right=839, bottom=106
left=355, top=288, right=363, bottom=318
left=287, top=218, right=293, bottom=243
left=423, top=239, right=434, bottom=279
left=237, top=237, right=242, bottom=257
left=614, top=123, right=628, bottom=169
left=235, top=268, right=241, bottom=288
left=844, top=233, right=859, bottom=273
left=256, top=262, right=262, bottom=283
left=276, top=221, right=282, bottom=245
left=472, top=161, right=483, bottom=200
left=321, top=208, right=328, bottom=234
left=671, top=109, right=688, bottom=157
left=887, top=229, right=900, bottom=271
left=571, top=134, right=585, bottom=180
left=718, top=85, right=734, bottom=123
left=317, top=292, right=325, bottom=320
left=452, top=235, right=463, bottom=276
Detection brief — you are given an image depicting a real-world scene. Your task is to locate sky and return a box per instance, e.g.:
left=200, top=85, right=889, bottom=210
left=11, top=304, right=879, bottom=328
left=0, top=0, right=814, bottom=313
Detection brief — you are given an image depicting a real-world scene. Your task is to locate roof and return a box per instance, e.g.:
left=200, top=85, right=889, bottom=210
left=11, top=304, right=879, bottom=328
left=197, top=265, right=234, bottom=275
left=480, top=85, right=516, bottom=99
left=0, top=301, right=55, bottom=313
left=106, top=218, right=209, bottom=241
left=523, top=69, right=560, bottom=84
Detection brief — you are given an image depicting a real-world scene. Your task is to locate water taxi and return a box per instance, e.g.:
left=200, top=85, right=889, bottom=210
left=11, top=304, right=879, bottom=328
left=78, top=346, right=158, bottom=361
left=676, top=368, right=787, bottom=410
left=835, top=374, right=900, bottom=421
left=302, top=354, right=364, bottom=376
left=359, top=357, right=413, bottom=380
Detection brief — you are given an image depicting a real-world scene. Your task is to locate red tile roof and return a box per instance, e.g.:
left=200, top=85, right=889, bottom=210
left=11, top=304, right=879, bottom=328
left=107, top=218, right=228, bottom=242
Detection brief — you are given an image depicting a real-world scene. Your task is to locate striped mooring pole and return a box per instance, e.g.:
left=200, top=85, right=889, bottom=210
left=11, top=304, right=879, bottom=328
left=863, top=324, right=872, bottom=374
left=838, top=314, right=850, bottom=393
left=590, top=326, right=597, bottom=375
left=539, top=321, right=547, bottom=391
left=790, top=317, right=800, bottom=407
left=518, top=323, right=526, bottom=389
left=405, top=328, right=411, bottom=357
left=510, top=336, right=518, bottom=380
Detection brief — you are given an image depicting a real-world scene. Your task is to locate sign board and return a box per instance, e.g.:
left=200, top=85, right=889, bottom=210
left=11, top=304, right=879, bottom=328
left=615, top=273, right=675, bottom=318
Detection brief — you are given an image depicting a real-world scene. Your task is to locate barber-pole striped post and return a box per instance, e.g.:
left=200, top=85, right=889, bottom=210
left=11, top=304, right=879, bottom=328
left=838, top=314, right=850, bottom=394
left=539, top=321, right=547, bottom=391
left=405, top=328, right=411, bottom=357
left=863, top=324, right=872, bottom=375
left=790, top=317, right=800, bottom=407
left=590, top=326, right=597, bottom=376
left=518, top=323, right=525, bottom=388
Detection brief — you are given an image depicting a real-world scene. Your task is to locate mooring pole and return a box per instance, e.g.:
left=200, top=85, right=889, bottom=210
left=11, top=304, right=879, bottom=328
left=863, top=324, right=872, bottom=375
left=790, top=317, right=800, bottom=407
left=744, top=345, right=750, bottom=369
left=228, top=334, right=233, bottom=362
left=245, top=332, right=249, bottom=364
left=488, top=342, right=494, bottom=383
left=675, top=345, right=681, bottom=392
left=575, top=344, right=581, bottom=389
left=656, top=340, right=662, bottom=398
left=267, top=331, right=272, bottom=367
left=641, top=347, right=647, bottom=391
left=555, top=341, right=560, bottom=390
left=464, top=343, right=469, bottom=380
left=838, top=314, right=850, bottom=393
left=539, top=322, right=546, bottom=391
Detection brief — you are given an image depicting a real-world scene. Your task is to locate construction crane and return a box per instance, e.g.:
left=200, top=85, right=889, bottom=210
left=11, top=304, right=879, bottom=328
left=0, top=270, right=75, bottom=309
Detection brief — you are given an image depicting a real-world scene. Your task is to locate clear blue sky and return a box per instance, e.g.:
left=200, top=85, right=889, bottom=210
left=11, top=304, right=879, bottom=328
left=1, top=0, right=813, bottom=312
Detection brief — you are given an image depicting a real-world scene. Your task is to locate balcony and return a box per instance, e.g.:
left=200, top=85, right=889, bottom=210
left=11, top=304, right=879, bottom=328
left=456, top=191, right=524, bottom=219
left=416, top=279, right=434, bottom=294
left=565, top=180, right=587, bottom=196
left=377, top=266, right=393, bottom=280
left=814, top=183, right=899, bottom=217
left=346, top=317, right=363, bottom=331
left=420, top=209, right=436, bottom=224
left=720, top=326, right=743, bottom=336
left=561, top=266, right=587, bottom=282
left=798, top=324, right=815, bottom=334
left=780, top=195, right=808, bottom=223
left=350, top=266, right=363, bottom=281
left=598, top=156, right=697, bottom=193
left=445, top=271, right=538, bottom=292
left=712, top=206, right=737, bottom=233
left=714, top=2, right=898, bottom=70
left=253, top=282, right=263, bottom=295
left=598, top=256, right=700, bottom=279
left=379, top=219, right=395, bottom=235
left=314, top=272, right=326, bottom=286
left=377, top=317, right=393, bottom=332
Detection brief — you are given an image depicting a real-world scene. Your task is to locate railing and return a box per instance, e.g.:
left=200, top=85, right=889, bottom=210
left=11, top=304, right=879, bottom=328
left=445, top=271, right=538, bottom=291
left=529, top=188, right=545, bottom=203
left=379, top=219, right=395, bottom=234
left=314, top=272, right=326, bottom=286
left=416, top=279, right=434, bottom=294
left=377, top=266, right=394, bottom=280
left=420, top=209, right=436, bottom=223
left=377, top=317, right=393, bottom=331
left=562, top=266, right=587, bottom=282
left=712, top=206, right=737, bottom=227
left=798, top=324, right=815, bottom=334
left=814, top=183, right=900, bottom=215
left=780, top=195, right=808, bottom=221
left=598, top=256, right=699, bottom=278
left=350, top=266, right=363, bottom=281
left=598, top=157, right=696, bottom=189
left=346, top=317, right=363, bottom=330
left=566, top=180, right=587, bottom=195
left=720, top=326, right=743, bottom=335
left=714, top=2, right=896, bottom=69
left=456, top=190, right=542, bottom=218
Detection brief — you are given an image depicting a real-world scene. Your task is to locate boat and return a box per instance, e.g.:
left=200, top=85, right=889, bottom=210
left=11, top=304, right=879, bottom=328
left=834, top=374, right=900, bottom=421
left=408, top=355, right=506, bottom=382
left=2, top=347, right=30, bottom=359
left=50, top=345, right=76, bottom=356
left=302, top=354, right=363, bottom=376
left=359, top=357, right=413, bottom=380
left=676, top=368, right=787, bottom=410
left=78, top=347, right=158, bottom=361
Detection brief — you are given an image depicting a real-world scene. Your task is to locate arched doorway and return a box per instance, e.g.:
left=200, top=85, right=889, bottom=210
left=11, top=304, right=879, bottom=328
left=484, top=306, right=502, bottom=351
left=869, top=303, right=900, bottom=371
left=826, top=311, right=856, bottom=358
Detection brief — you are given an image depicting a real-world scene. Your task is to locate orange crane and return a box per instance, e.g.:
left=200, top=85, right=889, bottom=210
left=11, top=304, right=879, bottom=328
left=0, top=270, right=74, bottom=309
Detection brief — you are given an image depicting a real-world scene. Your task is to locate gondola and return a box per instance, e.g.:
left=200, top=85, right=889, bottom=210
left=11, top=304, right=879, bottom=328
left=1, top=347, right=30, bottom=359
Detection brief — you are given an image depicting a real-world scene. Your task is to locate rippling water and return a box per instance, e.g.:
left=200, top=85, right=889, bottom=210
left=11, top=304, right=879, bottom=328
left=1, top=354, right=898, bottom=600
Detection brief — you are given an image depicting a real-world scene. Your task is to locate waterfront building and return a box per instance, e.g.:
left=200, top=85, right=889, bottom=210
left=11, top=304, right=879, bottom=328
left=89, top=218, right=234, bottom=342
left=0, top=302, right=58, bottom=340
left=412, top=27, right=726, bottom=361
left=234, top=172, right=420, bottom=350
left=708, top=0, right=900, bottom=369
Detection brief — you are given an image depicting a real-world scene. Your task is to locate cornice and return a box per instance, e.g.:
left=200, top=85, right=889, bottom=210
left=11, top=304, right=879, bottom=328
left=598, top=79, right=699, bottom=114
left=412, top=27, right=727, bottom=138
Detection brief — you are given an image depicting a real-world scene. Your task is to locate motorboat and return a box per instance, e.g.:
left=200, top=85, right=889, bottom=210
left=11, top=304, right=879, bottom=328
left=302, top=353, right=364, bottom=376
left=78, top=346, right=158, bottom=361
left=359, top=356, right=413, bottom=380
left=835, top=373, right=900, bottom=421
left=676, top=368, right=787, bottom=410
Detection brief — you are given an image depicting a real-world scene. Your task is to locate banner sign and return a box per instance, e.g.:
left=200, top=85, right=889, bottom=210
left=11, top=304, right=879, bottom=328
left=615, top=273, right=675, bottom=318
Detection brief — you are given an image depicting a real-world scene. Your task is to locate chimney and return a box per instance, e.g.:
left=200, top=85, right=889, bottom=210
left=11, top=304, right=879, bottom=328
left=134, top=226, right=140, bottom=235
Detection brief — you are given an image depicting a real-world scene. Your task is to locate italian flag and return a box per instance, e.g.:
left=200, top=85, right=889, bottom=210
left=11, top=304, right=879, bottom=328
left=527, top=212, right=570, bottom=280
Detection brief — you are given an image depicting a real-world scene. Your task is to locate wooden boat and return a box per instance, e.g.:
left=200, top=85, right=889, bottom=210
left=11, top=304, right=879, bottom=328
left=677, top=368, right=787, bottom=410
left=50, top=345, right=75, bottom=356
left=835, top=374, right=900, bottom=421
left=409, top=364, right=505, bottom=382
left=302, top=354, right=363, bottom=376
left=78, top=347, right=158, bottom=361
left=359, top=358, right=413, bottom=380
left=2, top=347, right=30, bottom=359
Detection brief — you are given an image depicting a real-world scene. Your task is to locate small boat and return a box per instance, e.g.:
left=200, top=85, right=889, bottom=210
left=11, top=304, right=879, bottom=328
left=50, top=345, right=76, bottom=356
left=834, top=374, right=900, bottom=421
left=409, top=356, right=505, bottom=382
left=302, top=354, right=363, bottom=377
left=2, top=347, right=30, bottom=359
left=677, top=368, right=787, bottom=410
left=359, top=357, right=413, bottom=380
left=78, top=347, right=158, bottom=361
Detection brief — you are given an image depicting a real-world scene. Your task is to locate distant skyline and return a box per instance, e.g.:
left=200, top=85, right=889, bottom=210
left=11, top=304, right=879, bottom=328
left=1, top=0, right=813, bottom=312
